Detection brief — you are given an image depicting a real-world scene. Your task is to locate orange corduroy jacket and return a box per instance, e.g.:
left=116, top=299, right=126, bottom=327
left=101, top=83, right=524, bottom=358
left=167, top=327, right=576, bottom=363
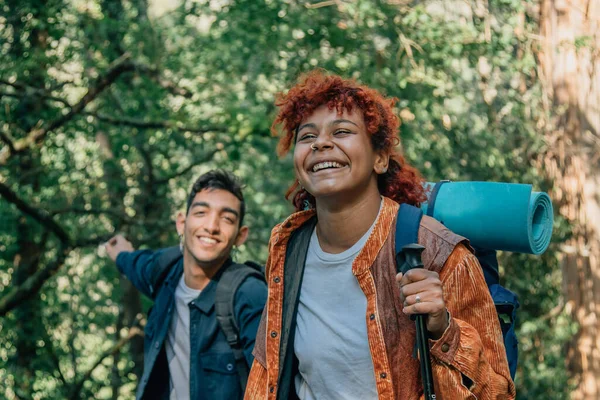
left=245, top=197, right=516, bottom=400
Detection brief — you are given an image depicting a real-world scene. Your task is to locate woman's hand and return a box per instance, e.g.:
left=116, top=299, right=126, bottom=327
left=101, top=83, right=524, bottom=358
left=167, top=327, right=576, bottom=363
left=396, top=269, right=449, bottom=340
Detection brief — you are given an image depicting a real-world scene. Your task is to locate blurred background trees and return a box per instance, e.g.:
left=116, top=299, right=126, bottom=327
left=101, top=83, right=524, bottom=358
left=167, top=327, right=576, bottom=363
left=0, top=0, right=597, bottom=398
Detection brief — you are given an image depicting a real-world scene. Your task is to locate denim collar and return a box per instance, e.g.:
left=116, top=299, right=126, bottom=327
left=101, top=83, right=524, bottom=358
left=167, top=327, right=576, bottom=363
left=182, top=257, right=234, bottom=314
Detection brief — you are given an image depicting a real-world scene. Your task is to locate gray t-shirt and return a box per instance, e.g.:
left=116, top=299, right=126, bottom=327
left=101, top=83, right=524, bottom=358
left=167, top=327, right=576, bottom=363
left=166, top=274, right=201, bottom=400
left=294, top=206, right=381, bottom=400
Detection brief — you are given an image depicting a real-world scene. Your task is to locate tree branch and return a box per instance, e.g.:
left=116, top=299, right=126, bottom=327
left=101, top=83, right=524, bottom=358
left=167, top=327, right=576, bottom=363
left=0, top=228, right=121, bottom=317
left=0, top=53, right=138, bottom=165
left=0, top=86, right=71, bottom=108
left=68, top=327, right=143, bottom=400
left=41, top=322, right=70, bottom=388
left=0, top=127, right=16, bottom=154
left=155, top=149, right=219, bottom=184
left=73, top=233, right=117, bottom=248
left=84, top=111, right=224, bottom=134
left=157, top=77, right=193, bottom=98
left=0, top=180, right=70, bottom=243
left=49, top=206, right=131, bottom=222
left=0, top=245, right=70, bottom=317
left=0, top=183, right=130, bottom=315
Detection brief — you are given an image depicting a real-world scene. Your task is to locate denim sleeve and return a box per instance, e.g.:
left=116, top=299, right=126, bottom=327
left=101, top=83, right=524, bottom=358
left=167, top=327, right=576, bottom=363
left=233, top=276, right=268, bottom=367
left=115, top=249, right=159, bottom=299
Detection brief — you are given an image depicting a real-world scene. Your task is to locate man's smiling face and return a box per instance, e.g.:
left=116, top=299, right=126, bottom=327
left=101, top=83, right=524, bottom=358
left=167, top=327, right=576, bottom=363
left=177, top=188, right=248, bottom=270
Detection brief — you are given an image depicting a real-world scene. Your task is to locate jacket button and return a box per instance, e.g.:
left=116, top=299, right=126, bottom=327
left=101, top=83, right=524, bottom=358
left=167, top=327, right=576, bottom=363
left=269, top=386, right=275, bottom=393
left=441, top=343, right=450, bottom=353
left=369, top=313, right=375, bottom=320
left=226, top=363, right=234, bottom=371
left=271, top=331, right=278, bottom=338
left=380, top=372, right=387, bottom=379
left=273, top=276, right=281, bottom=283
left=154, top=342, right=160, bottom=349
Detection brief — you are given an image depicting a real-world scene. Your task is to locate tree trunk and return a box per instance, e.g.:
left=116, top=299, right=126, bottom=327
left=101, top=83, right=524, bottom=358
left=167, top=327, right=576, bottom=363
left=97, top=0, right=147, bottom=386
left=7, top=0, right=52, bottom=396
left=539, top=1, right=600, bottom=399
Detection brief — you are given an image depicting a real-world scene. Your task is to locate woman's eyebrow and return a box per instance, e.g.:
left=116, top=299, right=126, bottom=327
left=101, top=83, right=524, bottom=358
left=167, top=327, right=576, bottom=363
left=297, top=122, right=318, bottom=132
left=330, top=119, right=358, bottom=127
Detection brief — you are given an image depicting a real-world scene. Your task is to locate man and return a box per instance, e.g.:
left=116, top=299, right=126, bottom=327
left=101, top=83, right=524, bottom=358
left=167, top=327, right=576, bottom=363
left=106, top=170, right=267, bottom=400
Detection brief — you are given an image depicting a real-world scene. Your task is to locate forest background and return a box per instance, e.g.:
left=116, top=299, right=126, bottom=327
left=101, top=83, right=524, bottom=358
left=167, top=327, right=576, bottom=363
left=1, top=0, right=599, bottom=399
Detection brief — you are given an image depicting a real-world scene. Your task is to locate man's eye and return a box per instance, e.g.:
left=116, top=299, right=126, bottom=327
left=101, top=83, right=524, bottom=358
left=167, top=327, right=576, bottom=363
left=194, top=211, right=205, bottom=216
left=223, top=216, right=235, bottom=223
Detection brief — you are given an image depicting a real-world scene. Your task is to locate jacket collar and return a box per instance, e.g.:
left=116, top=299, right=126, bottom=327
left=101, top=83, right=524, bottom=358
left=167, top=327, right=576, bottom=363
left=272, top=197, right=399, bottom=277
left=167, top=257, right=234, bottom=314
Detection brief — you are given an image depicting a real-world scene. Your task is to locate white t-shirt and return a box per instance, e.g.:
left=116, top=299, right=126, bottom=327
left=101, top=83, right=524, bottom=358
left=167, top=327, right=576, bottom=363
left=165, top=274, right=201, bottom=400
left=294, top=202, right=381, bottom=399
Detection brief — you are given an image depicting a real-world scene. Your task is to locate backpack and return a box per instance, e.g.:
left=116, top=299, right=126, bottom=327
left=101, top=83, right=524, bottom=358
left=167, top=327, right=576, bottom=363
left=395, top=203, right=519, bottom=380
left=151, top=247, right=265, bottom=391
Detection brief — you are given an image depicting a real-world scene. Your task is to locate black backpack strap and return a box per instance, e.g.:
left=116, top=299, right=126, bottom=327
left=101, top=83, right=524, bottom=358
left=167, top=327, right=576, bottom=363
left=148, top=246, right=182, bottom=296
left=395, top=203, right=424, bottom=359
left=395, top=203, right=424, bottom=256
left=215, top=263, right=265, bottom=392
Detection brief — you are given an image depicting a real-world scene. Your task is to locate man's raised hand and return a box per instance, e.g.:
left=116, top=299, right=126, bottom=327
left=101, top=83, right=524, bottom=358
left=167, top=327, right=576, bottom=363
left=105, top=234, right=134, bottom=262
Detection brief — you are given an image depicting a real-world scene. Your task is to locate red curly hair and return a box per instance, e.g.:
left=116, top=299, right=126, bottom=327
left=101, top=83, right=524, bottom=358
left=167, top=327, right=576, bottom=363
left=273, top=69, right=427, bottom=211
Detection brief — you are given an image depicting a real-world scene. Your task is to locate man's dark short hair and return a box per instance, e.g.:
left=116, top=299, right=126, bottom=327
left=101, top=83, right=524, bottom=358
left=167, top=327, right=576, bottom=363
left=186, top=170, right=246, bottom=226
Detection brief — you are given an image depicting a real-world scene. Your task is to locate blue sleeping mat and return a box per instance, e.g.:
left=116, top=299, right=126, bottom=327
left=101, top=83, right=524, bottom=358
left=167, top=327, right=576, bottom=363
left=421, top=181, right=553, bottom=254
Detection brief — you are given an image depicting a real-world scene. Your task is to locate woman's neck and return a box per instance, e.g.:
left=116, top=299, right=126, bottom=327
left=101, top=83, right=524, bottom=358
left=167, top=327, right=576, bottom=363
left=315, top=189, right=382, bottom=254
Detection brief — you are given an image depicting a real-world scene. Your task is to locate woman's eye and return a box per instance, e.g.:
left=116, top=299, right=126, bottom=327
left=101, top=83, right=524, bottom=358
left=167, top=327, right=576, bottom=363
left=334, top=129, right=351, bottom=135
left=298, top=133, right=316, bottom=141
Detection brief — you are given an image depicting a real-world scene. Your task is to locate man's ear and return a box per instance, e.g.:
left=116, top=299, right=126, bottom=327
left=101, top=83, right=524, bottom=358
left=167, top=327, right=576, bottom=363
left=175, top=211, right=186, bottom=236
left=235, top=226, right=249, bottom=246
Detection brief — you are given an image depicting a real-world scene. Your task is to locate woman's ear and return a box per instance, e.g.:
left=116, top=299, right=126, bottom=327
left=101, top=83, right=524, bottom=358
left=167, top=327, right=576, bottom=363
left=374, top=151, right=390, bottom=174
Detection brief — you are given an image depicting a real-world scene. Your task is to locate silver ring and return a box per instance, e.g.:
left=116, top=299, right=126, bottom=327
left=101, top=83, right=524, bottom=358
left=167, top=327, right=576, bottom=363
left=415, top=295, right=421, bottom=303
left=310, top=143, right=318, bottom=151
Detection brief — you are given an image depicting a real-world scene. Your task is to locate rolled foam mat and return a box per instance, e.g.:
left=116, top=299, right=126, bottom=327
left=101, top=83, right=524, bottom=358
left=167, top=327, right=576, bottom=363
left=421, top=181, right=553, bottom=254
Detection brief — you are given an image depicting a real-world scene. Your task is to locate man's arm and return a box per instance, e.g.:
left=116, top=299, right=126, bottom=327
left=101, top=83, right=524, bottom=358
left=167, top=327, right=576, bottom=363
left=234, top=276, right=268, bottom=367
left=105, top=234, right=158, bottom=299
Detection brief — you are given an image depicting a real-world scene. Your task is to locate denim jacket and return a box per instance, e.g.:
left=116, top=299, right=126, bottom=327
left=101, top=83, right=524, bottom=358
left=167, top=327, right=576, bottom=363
left=117, top=249, right=268, bottom=400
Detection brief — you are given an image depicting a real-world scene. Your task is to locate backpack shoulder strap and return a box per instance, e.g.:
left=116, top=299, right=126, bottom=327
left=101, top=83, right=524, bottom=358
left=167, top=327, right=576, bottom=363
left=424, top=180, right=450, bottom=217
left=148, top=246, right=182, bottom=296
left=215, top=263, right=265, bottom=392
left=395, top=203, right=424, bottom=255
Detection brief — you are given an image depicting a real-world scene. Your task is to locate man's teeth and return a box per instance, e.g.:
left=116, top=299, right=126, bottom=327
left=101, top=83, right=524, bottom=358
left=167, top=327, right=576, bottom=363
left=199, top=237, right=217, bottom=244
left=312, top=161, right=343, bottom=172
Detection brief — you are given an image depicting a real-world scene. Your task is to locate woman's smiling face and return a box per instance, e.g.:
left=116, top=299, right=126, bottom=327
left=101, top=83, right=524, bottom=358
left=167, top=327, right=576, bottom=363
left=294, top=104, right=388, bottom=202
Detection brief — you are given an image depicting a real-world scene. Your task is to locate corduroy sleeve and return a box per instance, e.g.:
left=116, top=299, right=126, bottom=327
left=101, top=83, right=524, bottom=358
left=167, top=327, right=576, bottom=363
left=429, top=244, right=516, bottom=399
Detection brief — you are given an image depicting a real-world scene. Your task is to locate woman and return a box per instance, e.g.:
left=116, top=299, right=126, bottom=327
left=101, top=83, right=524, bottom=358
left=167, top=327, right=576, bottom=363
left=245, top=70, right=515, bottom=399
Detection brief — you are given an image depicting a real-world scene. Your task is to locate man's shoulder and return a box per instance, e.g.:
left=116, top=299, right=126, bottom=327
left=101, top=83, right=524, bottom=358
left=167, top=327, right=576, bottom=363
left=224, top=266, right=266, bottom=307
left=219, top=262, right=266, bottom=292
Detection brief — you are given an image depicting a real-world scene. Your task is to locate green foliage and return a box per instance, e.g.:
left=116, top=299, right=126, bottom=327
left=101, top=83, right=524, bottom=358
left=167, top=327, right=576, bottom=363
left=0, top=0, right=568, bottom=398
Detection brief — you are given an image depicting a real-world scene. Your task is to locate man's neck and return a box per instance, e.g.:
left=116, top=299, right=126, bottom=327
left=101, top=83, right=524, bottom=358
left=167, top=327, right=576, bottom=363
left=182, top=254, right=227, bottom=290
left=315, top=188, right=382, bottom=254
